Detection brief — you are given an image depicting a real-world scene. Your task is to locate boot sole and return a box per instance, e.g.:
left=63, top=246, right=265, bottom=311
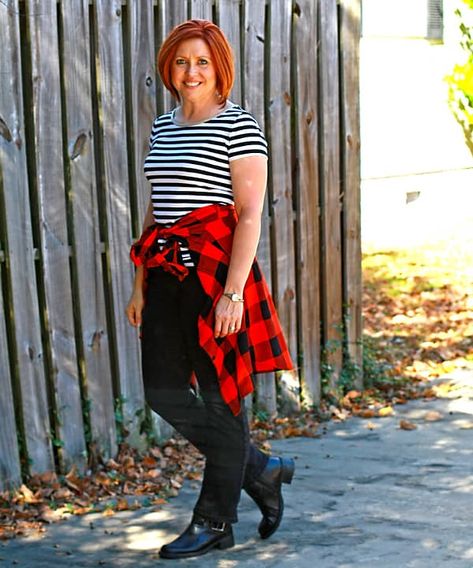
left=159, top=532, right=235, bottom=559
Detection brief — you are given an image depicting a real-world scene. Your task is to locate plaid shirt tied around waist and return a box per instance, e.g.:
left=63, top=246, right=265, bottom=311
left=130, top=203, right=294, bottom=415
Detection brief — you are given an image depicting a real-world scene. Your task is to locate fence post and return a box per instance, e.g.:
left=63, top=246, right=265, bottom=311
left=267, top=0, right=300, bottom=413
left=318, top=0, right=343, bottom=388
left=293, top=0, right=322, bottom=406
left=94, top=0, right=144, bottom=448
left=340, top=0, right=363, bottom=388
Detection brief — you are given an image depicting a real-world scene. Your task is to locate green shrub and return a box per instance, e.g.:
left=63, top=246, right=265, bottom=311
left=446, top=0, right=473, bottom=153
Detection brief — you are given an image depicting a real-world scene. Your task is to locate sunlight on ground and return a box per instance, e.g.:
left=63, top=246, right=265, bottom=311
left=125, top=510, right=173, bottom=551
left=362, top=242, right=473, bottom=382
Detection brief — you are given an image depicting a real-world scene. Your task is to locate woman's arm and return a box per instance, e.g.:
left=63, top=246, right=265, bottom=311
left=125, top=200, right=155, bottom=327
left=213, top=155, right=268, bottom=338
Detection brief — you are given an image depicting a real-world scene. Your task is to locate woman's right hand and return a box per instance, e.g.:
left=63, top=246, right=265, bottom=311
left=125, top=289, right=144, bottom=327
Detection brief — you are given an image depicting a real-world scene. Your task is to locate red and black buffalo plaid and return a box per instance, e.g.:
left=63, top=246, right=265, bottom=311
left=130, top=203, right=294, bottom=415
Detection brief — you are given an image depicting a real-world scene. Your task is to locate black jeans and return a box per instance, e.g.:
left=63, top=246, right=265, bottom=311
left=141, top=267, right=269, bottom=524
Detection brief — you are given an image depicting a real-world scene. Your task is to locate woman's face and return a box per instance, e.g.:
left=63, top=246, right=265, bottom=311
left=171, top=38, right=218, bottom=105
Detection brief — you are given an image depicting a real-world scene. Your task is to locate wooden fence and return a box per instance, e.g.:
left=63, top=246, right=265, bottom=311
left=0, top=0, right=361, bottom=490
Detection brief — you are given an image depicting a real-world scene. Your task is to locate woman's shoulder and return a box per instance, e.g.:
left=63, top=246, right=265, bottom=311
left=225, top=104, right=263, bottom=131
left=152, top=110, right=173, bottom=129
left=226, top=104, right=257, bottom=121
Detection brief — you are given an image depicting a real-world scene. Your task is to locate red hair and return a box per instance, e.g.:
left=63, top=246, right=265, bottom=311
left=157, top=19, right=234, bottom=105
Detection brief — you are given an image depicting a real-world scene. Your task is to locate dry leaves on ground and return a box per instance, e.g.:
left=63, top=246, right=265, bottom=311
left=0, top=413, right=319, bottom=542
left=363, top=245, right=473, bottom=385
left=0, top=439, right=203, bottom=541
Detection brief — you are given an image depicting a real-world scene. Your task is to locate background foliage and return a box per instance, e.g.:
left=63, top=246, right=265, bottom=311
left=446, top=0, right=473, bottom=154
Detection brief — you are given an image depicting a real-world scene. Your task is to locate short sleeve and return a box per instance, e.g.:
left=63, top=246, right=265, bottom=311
left=148, top=117, right=160, bottom=150
left=228, top=111, right=268, bottom=162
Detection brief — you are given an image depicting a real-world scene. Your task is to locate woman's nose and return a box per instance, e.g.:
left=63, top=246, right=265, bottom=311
left=185, top=63, right=198, bottom=75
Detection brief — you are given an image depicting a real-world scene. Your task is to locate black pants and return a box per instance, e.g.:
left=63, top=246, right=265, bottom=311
left=141, top=267, right=269, bottom=524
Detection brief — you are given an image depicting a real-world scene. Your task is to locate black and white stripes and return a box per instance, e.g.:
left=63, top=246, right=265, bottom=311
left=144, top=103, right=268, bottom=266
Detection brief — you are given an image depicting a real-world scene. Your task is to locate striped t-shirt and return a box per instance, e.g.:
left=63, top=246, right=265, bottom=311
left=144, top=102, right=268, bottom=266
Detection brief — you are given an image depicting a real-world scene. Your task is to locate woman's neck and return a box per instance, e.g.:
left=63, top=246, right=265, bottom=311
left=175, top=96, right=228, bottom=124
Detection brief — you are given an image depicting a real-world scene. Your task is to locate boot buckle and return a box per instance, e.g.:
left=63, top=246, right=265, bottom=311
left=210, top=521, right=226, bottom=532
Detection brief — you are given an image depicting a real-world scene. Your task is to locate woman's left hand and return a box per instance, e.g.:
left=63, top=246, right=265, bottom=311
left=214, top=295, right=244, bottom=338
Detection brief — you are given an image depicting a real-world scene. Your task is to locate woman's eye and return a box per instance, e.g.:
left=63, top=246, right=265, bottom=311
left=198, top=59, right=208, bottom=65
left=175, top=59, right=186, bottom=65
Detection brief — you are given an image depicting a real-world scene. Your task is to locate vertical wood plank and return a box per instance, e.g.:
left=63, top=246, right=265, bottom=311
left=129, top=0, right=157, bottom=230
left=157, top=0, right=188, bottom=113
left=294, top=0, right=321, bottom=406
left=318, top=0, right=343, bottom=387
left=243, top=0, right=277, bottom=416
left=267, top=0, right=300, bottom=413
left=339, top=0, right=362, bottom=388
left=189, top=0, right=213, bottom=20
left=217, top=0, right=242, bottom=105
left=95, top=0, right=143, bottom=448
left=243, top=0, right=269, bottom=283
left=61, top=0, right=116, bottom=458
left=27, top=0, right=87, bottom=471
left=0, top=263, right=21, bottom=489
left=0, top=0, right=54, bottom=474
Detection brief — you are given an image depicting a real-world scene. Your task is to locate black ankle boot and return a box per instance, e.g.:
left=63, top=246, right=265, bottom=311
left=244, top=456, right=295, bottom=539
left=159, top=515, right=234, bottom=559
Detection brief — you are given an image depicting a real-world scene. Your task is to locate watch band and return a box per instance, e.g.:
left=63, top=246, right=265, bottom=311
left=223, top=292, right=244, bottom=303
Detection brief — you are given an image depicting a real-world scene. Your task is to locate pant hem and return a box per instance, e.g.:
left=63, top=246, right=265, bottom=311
left=193, top=508, right=238, bottom=525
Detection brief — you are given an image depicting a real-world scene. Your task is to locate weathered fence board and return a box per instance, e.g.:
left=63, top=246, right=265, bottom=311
left=27, top=0, right=86, bottom=472
left=340, top=0, right=362, bottom=387
left=61, top=0, right=116, bottom=460
left=319, top=0, right=343, bottom=386
left=0, top=266, right=21, bottom=490
left=218, top=0, right=242, bottom=105
left=189, top=0, right=213, bottom=20
left=0, top=0, right=54, bottom=474
left=243, top=0, right=277, bottom=415
left=156, top=1, right=188, bottom=116
left=95, top=0, right=142, bottom=450
left=129, top=0, right=157, bottom=232
left=267, top=0, right=300, bottom=412
left=294, top=0, right=321, bottom=405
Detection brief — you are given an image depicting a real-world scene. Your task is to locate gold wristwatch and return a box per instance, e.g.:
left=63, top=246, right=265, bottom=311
left=223, top=292, right=244, bottom=303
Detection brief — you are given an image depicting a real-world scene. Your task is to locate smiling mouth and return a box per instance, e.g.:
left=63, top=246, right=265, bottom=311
left=184, top=82, right=201, bottom=87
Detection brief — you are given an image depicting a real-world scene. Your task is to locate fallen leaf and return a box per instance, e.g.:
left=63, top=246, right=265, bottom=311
left=151, top=498, right=167, bottom=506
left=73, top=507, right=93, bottom=516
left=378, top=406, right=394, bottom=417
left=422, top=388, right=437, bottom=399
left=356, top=409, right=376, bottom=419
left=399, top=419, right=417, bottom=430
left=424, top=410, right=443, bottom=422
left=116, top=499, right=129, bottom=511
left=142, top=456, right=158, bottom=469
left=346, top=390, right=361, bottom=399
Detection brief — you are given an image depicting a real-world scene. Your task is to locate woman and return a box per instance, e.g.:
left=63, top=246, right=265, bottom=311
left=126, top=19, right=295, bottom=560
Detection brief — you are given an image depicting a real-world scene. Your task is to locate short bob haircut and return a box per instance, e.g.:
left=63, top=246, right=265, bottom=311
left=157, top=19, right=234, bottom=105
